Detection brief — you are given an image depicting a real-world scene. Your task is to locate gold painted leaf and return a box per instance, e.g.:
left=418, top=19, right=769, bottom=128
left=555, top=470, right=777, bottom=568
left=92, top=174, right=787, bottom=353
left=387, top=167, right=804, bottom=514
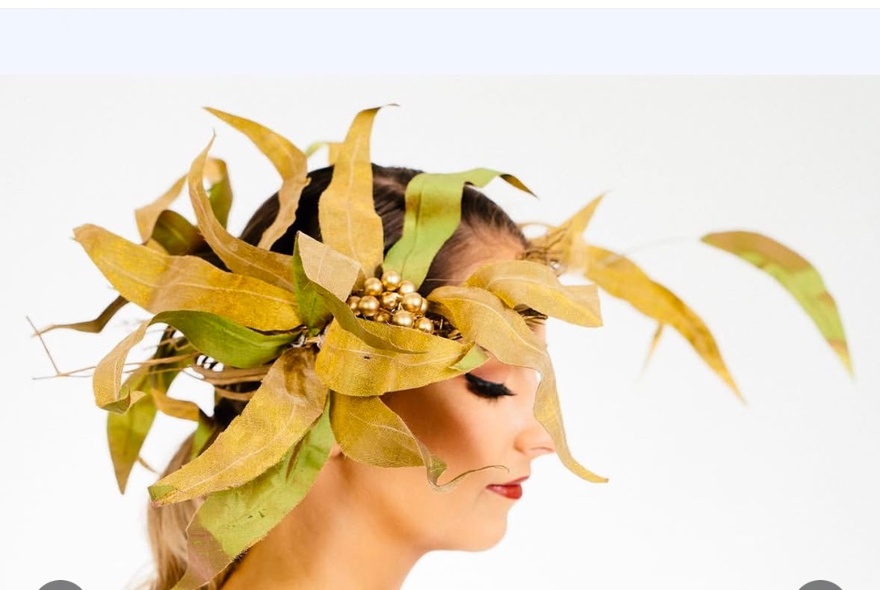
left=150, top=349, right=327, bottom=504
left=292, top=232, right=361, bottom=331
left=205, top=108, right=308, bottom=248
left=427, top=285, right=607, bottom=483
left=74, top=223, right=300, bottom=332
left=384, top=168, right=534, bottom=288
left=702, top=230, right=853, bottom=376
left=135, top=174, right=187, bottom=242
left=187, top=138, right=295, bottom=292
left=465, top=259, right=602, bottom=327
left=107, top=388, right=157, bottom=493
left=529, top=194, right=604, bottom=272
left=330, top=392, right=423, bottom=467
left=92, top=319, right=151, bottom=413
left=171, top=409, right=333, bottom=590
left=586, top=245, right=742, bottom=400
left=317, top=106, right=388, bottom=277
left=34, top=295, right=127, bottom=335
left=315, top=319, right=479, bottom=397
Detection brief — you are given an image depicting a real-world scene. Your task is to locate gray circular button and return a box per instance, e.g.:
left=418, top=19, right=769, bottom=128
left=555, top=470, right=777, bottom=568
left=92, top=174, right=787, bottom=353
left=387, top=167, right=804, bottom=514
left=39, top=582, right=82, bottom=590
left=799, top=581, right=842, bottom=590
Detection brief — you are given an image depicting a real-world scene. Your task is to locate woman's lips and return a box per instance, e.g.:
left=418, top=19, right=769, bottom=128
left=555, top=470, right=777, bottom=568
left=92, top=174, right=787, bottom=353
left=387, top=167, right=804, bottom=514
left=486, top=477, right=527, bottom=500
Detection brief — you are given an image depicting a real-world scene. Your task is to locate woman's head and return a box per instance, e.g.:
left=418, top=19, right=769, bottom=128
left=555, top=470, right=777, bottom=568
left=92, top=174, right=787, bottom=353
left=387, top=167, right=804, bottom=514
left=146, top=162, right=558, bottom=586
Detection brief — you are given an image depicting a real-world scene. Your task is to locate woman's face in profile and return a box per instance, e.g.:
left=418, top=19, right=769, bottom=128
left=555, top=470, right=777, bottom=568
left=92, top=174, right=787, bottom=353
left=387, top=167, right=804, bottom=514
left=332, top=239, right=557, bottom=553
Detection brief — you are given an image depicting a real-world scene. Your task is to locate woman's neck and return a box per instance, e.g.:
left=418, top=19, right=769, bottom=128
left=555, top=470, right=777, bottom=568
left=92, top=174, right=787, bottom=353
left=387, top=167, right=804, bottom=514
left=220, top=458, right=425, bottom=590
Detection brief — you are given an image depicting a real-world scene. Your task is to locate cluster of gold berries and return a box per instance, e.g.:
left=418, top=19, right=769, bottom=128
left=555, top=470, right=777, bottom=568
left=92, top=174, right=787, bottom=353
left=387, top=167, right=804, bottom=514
left=346, top=270, right=435, bottom=334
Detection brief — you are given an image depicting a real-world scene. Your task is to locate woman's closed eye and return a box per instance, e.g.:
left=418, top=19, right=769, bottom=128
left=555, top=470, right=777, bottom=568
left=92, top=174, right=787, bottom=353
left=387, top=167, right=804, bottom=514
left=465, top=373, right=515, bottom=400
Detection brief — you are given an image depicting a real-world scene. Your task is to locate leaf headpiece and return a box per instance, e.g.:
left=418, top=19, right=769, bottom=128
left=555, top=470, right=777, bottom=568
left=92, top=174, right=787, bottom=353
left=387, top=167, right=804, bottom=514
left=41, top=106, right=851, bottom=589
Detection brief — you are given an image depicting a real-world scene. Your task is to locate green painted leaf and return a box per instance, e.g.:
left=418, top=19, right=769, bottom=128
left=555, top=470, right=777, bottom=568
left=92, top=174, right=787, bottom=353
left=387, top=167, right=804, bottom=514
left=702, top=230, right=853, bottom=376
left=171, top=408, right=333, bottom=590
left=384, top=168, right=534, bottom=288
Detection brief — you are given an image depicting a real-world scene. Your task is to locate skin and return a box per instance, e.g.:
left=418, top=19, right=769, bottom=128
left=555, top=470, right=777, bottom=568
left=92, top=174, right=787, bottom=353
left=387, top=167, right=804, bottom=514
left=222, top=232, right=557, bottom=590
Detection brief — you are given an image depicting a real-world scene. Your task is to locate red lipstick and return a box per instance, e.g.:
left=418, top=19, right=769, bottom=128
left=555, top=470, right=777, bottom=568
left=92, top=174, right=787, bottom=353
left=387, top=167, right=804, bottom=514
left=487, top=477, right=528, bottom=500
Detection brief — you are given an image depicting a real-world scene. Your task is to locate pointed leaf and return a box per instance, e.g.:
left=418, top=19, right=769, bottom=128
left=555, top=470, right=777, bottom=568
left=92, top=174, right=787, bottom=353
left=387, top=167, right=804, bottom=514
left=172, top=409, right=333, bottom=590
left=292, top=232, right=361, bottom=331
left=384, top=168, right=534, bottom=288
left=204, top=157, right=233, bottom=229
left=93, top=319, right=151, bottom=413
left=74, top=223, right=300, bottom=331
left=315, top=319, right=479, bottom=397
left=702, top=230, right=852, bottom=375
left=465, top=259, right=602, bottom=327
left=428, top=285, right=607, bottom=483
left=135, top=174, right=187, bottom=242
left=205, top=108, right=308, bottom=248
left=317, top=106, right=388, bottom=277
left=107, top=388, right=157, bottom=493
left=586, top=245, right=742, bottom=400
left=152, top=310, right=297, bottom=369
left=150, top=349, right=327, bottom=504
left=330, top=392, right=423, bottom=467
left=528, top=194, right=604, bottom=273
left=187, top=137, right=296, bottom=292
left=35, top=295, right=127, bottom=335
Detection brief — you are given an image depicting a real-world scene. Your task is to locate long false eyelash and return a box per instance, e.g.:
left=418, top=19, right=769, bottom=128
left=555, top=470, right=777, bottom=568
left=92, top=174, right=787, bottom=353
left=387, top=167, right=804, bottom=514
left=464, top=373, right=515, bottom=399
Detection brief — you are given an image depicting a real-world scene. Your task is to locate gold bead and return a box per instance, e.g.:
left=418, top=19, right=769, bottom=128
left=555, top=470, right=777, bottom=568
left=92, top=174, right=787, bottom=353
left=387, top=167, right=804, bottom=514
left=358, top=295, right=380, bottom=317
left=419, top=298, right=429, bottom=314
left=381, top=270, right=402, bottom=291
left=391, top=310, right=414, bottom=328
left=374, top=310, right=392, bottom=324
left=363, top=277, right=384, bottom=297
left=401, top=292, right=423, bottom=313
left=380, top=291, right=401, bottom=311
left=346, top=296, right=361, bottom=313
left=416, top=317, right=434, bottom=334
left=397, top=280, right=416, bottom=295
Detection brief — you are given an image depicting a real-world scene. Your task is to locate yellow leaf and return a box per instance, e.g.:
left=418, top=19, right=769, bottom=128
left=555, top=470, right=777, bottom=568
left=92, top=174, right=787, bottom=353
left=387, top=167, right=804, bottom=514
left=74, top=223, right=300, bottom=332
left=134, top=174, right=187, bottom=243
left=92, top=320, right=151, bottom=413
left=330, top=393, right=423, bottom=467
left=317, top=106, right=390, bottom=277
left=702, top=230, right=853, bottom=376
left=150, top=349, right=327, bottom=504
left=428, top=285, right=607, bottom=483
left=205, top=107, right=309, bottom=249
left=34, top=295, right=127, bottom=335
left=465, top=259, right=602, bottom=327
left=586, top=245, right=742, bottom=400
left=529, top=194, right=604, bottom=273
left=315, top=319, right=479, bottom=397
left=187, top=137, right=296, bottom=293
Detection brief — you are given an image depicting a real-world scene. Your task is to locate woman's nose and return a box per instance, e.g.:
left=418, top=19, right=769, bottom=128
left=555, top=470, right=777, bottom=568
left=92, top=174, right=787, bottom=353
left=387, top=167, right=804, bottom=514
left=512, top=370, right=557, bottom=457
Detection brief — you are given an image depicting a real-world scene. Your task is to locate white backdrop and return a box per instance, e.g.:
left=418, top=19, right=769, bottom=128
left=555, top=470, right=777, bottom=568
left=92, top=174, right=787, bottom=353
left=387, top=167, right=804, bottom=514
left=2, top=77, right=878, bottom=589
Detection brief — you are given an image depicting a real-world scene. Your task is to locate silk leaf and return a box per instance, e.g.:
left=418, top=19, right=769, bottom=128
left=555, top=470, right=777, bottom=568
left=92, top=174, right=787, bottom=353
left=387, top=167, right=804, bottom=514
left=205, top=108, right=308, bottom=248
left=529, top=194, right=604, bottom=273
left=315, top=319, right=478, bottom=397
left=702, top=230, right=852, bottom=376
left=135, top=174, right=187, bottom=242
left=187, top=138, right=295, bottom=292
left=586, top=245, right=742, bottom=400
left=317, top=106, right=387, bottom=277
left=292, top=232, right=361, bottom=331
left=74, top=224, right=300, bottom=332
left=150, top=210, right=201, bottom=255
left=384, top=169, right=534, bottom=288
left=152, top=310, right=296, bottom=369
left=107, top=386, right=157, bottom=493
left=34, top=295, right=127, bottom=335
left=171, top=409, right=333, bottom=590
left=465, top=259, right=602, bottom=327
left=150, top=349, right=327, bottom=504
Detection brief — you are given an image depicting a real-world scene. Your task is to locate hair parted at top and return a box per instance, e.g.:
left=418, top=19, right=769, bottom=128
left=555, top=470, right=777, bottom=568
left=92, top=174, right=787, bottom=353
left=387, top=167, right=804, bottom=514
left=39, top=105, right=852, bottom=590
